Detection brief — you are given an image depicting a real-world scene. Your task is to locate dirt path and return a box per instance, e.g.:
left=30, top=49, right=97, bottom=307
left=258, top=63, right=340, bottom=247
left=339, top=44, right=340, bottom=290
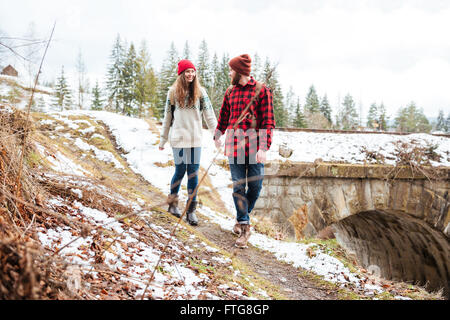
left=98, top=119, right=337, bottom=300
left=196, top=221, right=337, bottom=300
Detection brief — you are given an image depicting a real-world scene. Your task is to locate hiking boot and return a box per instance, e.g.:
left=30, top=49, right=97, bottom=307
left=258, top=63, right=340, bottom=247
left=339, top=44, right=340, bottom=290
left=232, top=221, right=242, bottom=236
left=235, top=224, right=251, bottom=249
left=186, top=200, right=198, bottom=226
left=167, top=194, right=181, bottom=218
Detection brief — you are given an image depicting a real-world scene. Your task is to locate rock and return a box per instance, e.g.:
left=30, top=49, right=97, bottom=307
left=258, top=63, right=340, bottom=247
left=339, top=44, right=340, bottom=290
left=279, top=144, right=293, bottom=158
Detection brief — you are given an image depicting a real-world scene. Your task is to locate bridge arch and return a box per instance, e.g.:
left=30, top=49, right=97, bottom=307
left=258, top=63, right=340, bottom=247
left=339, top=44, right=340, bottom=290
left=253, top=162, right=450, bottom=295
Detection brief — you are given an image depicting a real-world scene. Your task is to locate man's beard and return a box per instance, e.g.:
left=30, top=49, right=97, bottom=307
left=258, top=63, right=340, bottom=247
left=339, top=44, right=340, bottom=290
left=231, top=72, right=241, bottom=85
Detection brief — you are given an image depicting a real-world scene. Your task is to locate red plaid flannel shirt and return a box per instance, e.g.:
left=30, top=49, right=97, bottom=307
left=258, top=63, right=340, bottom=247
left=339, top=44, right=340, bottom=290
left=214, top=77, right=275, bottom=158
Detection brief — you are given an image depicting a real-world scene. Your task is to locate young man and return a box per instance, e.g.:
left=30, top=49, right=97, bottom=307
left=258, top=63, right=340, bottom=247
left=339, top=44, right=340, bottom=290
left=214, top=54, right=275, bottom=248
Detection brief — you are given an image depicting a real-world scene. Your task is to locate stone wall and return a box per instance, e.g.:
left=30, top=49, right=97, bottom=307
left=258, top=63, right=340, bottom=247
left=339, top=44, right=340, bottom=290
left=252, top=161, right=450, bottom=296
left=333, top=210, right=450, bottom=296
left=253, top=162, right=449, bottom=239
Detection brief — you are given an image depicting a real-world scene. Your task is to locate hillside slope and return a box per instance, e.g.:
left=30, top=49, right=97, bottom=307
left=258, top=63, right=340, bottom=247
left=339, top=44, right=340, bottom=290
left=0, top=78, right=445, bottom=300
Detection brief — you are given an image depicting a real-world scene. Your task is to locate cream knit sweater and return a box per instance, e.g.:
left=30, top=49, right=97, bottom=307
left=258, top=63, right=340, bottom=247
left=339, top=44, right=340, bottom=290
left=159, top=87, right=218, bottom=149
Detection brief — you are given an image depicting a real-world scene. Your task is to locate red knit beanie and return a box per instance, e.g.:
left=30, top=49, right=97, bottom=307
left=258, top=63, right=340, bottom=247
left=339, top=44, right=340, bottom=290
left=178, top=59, right=196, bottom=75
left=229, top=54, right=251, bottom=76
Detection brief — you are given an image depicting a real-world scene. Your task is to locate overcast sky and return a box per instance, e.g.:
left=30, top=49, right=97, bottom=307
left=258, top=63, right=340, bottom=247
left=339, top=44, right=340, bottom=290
left=1, top=0, right=450, bottom=119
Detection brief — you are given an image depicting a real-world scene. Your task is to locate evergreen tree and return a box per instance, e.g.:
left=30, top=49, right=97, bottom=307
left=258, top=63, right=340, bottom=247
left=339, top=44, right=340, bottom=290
left=106, top=34, right=126, bottom=113
left=435, top=109, right=446, bottom=132
left=337, top=93, right=358, bottom=130
left=262, top=58, right=286, bottom=127
left=211, top=53, right=231, bottom=115
left=209, top=52, right=222, bottom=112
left=394, top=102, right=432, bottom=133
left=76, top=48, right=89, bottom=109
left=446, top=113, right=450, bottom=133
left=196, top=39, right=212, bottom=91
left=304, top=85, right=320, bottom=113
left=367, top=102, right=379, bottom=129
left=378, top=102, right=388, bottom=131
left=252, top=52, right=262, bottom=80
left=293, top=97, right=307, bottom=128
left=320, top=94, right=332, bottom=124
left=156, top=42, right=179, bottom=119
left=91, top=80, right=104, bottom=110
left=53, top=66, right=72, bottom=111
left=182, top=41, right=191, bottom=60
left=122, top=42, right=139, bottom=116
left=136, top=40, right=158, bottom=118
left=284, top=86, right=296, bottom=124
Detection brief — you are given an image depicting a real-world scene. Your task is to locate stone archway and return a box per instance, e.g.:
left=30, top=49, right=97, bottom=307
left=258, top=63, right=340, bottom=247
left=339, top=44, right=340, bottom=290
left=253, top=162, right=450, bottom=296
left=332, top=210, right=450, bottom=296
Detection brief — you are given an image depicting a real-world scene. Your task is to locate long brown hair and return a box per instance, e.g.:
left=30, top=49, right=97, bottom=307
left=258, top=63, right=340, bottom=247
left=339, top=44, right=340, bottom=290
left=170, top=72, right=202, bottom=108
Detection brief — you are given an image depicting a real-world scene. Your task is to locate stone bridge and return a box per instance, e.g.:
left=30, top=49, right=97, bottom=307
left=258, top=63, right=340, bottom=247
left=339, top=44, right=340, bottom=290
left=253, top=161, right=450, bottom=296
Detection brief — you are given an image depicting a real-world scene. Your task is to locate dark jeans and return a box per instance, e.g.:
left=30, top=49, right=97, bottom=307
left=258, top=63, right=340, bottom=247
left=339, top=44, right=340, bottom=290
left=228, top=156, right=264, bottom=225
left=171, top=147, right=201, bottom=201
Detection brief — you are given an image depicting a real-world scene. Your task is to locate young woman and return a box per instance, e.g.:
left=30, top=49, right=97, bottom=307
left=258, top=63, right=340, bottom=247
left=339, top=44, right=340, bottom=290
left=159, top=59, right=217, bottom=226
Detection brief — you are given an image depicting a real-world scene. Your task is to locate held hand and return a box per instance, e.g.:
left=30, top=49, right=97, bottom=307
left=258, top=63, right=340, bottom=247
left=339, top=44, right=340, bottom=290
left=214, top=138, right=223, bottom=149
left=256, top=149, right=267, bottom=164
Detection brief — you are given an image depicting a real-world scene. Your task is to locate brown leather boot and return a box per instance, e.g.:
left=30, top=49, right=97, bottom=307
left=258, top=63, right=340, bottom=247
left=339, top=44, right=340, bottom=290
left=186, top=200, right=198, bottom=226
left=232, top=221, right=242, bottom=236
left=235, top=224, right=251, bottom=249
left=167, top=194, right=181, bottom=218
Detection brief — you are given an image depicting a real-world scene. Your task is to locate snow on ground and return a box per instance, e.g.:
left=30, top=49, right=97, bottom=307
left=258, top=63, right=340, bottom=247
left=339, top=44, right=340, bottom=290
left=269, top=130, right=450, bottom=167
left=0, top=74, right=55, bottom=112
left=35, top=143, right=89, bottom=176
left=34, top=109, right=448, bottom=299
left=74, top=137, right=124, bottom=169
left=32, top=111, right=255, bottom=299
left=36, top=198, right=243, bottom=299
left=64, top=110, right=405, bottom=296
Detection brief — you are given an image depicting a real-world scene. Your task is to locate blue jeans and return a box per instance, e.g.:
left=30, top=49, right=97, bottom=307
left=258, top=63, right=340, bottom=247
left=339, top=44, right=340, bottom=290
left=228, top=156, right=264, bottom=225
left=171, top=147, right=201, bottom=201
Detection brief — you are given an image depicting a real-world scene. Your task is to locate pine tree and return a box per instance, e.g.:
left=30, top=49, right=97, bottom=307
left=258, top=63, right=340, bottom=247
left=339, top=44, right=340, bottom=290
left=337, top=94, right=358, bottom=130
left=293, top=98, right=306, bottom=128
left=320, top=94, right=332, bottom=124
left=182, top=41, right=191, bottom=60
left=378, top=102, right=388, bottom=131
left=367, top=102, right=379, bottom=129
left=284, top=86, right=296, bottom=125
left=196, top=39, right=212, bottom=91
left=305, top=85, right=320, bottom=113
left=135, top=40, right=158, bottom=118
left=435, top=109, right=446, bottom=132
left=91, top=80, right=104, bottom=110
left=209, top=52, right=222, bottom=111
left=53, top=66, right=72, bottom=111
left=122, top=42, right=139, bottom=116
left=446, top=113, right=450, bottom=133
left=156, top=42, right=179, bottom=119
left=394, top=102, right=432, bottom=133
left=252, top=52, right=262, bottom=80
left=262, top=58, right=286, bottom=127
left=76, top=48, right=89, bottom=109
left=106, top=34, right=125, bottom=113
left=212, top=53, right=231, bottom=115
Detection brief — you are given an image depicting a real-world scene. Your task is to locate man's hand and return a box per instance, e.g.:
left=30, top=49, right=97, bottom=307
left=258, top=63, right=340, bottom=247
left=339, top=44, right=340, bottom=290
left=256, top=149, right=267, bottom=164
left=214, top=137, right=223, bottom=149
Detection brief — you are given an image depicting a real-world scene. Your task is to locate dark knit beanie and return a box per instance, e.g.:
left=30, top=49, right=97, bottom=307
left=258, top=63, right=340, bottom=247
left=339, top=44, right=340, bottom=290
left=229, top=54, right=251, bottom=76
left=178, top=59, right=196, bottom=75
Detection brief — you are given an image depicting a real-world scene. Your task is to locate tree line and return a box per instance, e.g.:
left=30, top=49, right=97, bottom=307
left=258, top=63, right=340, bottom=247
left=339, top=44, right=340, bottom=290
left=48, top=35, right=450, bottom=133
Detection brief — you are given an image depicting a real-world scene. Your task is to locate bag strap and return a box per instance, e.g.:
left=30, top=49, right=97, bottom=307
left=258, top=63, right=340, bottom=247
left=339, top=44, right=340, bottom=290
left=168, top=88, right=176, bottom=127
left=233, top=81, right=264, bottom=130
